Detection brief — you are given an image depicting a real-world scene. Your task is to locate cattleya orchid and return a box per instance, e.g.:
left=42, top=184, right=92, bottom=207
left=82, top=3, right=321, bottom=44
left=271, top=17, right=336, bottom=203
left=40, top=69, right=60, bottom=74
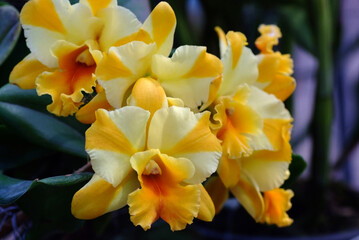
left=71, top=79, right=222, bottom=230
left=205, top=26, right=295, bottom=227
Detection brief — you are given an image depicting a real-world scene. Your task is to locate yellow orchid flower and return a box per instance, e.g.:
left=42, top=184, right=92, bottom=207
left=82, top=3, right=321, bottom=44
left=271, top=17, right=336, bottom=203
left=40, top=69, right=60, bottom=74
left=9, top=0, right=158, bottom=117
left=75, top=2, right=222, bottom=124
left=72, top=104, right=222, bottom=231
left=255, top=24, right=296, bottom=101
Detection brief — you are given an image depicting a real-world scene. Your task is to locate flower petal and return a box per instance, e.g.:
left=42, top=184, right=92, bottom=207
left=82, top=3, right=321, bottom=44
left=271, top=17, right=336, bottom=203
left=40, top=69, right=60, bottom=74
left=204, top=176, right=229, bottom=214
left=20, top=0, right=102, bottom=67
left=148, top=107, right=221, bottom=184
left=141, top=1, right=176, bottom=56
left=217, top=31, right=258, bottom=97
left=80, top=0, right=116, bottom=16
left=97, top=6, right=142, bottom=51
left=86, top=107, right=150, bottom=186
left=97, top=42, right=156, bottom=108
left=197, top=184, right=215, bottom=222
left=214, top=26, right=228, bottom=58
left=230, top=173, right=264, bottom=221
left=71, top=173, right=139, bottom=219
left=255, top=24, right=282, bottom=54
left=127, top=77, right=168, bottom=116
left=152, top=45, right=223, bottom=110
left=9, top=53, right=51, bottom=89
left=259, top=188, right=294, bottom=227
left=76, top=90, right=114, bottom=124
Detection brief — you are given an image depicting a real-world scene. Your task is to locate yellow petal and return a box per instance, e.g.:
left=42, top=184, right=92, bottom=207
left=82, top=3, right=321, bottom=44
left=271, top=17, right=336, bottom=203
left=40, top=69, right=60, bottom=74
left=10, top=53, right=51, bottom=89
left=148, top=107, right=221, bottom=184
left=36, top=41, right=96, bottom=116
left=217, top=154, right=241, bottom=188
left=214, top=26, right=228, bottom=57
left=256, top=53, right=295, bottom=101
left=127, top=77, right=168, bottom=116
left=86, top=107, right=150, bottom=186
left=230, top=173, right=264, bottom=221
left=97, top=6, right=142, bottom=51
left=204, top=176, right=229, bottom=214
left=259, top=188, right=294, bottom=227
left=72, top=173, right=139, bottom=220
left=96, top=42, right=156, bottom=108
left=80, top=0, right=116, bottom=16
left=20, top=0, right=102, bottom=67
left=129, top=149, right=200, bottom=231
left=197, top=184, right=215, bottom=222
left=152, top=45, right=223, bottom=110
left=217, top=31, right=258, bottom=97
left=141, top=1, right=176, bottom=56
left=255, top=24, right=282, bottom=54
left=76, top=90, right=114, bottom=124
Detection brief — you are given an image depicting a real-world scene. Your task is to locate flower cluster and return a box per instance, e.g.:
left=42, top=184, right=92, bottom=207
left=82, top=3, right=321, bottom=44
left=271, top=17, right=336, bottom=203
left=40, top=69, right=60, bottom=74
left=10, top=0, right=296, bottom=231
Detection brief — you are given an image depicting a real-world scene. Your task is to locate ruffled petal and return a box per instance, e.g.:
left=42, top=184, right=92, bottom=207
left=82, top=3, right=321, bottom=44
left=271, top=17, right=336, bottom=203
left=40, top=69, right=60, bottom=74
left=255, top=24, right=282, bottom=54
left=76, top=90, right=114, bottom=124
left=129, top=150, right=200, bottom=231
left=259, top=188, right=294, bottom=227
left=148, top=106, right=221, bottom=184
left=152, top=45, right=223, bottom=110
left=141, top=1, right=176, bottom=56
left=96, top=42, right=156, bottom=108
left=86, top=107, right=150, bottom=186
left=71, top=173, right=139, bottom=219
left=36, top=41, right=97, bottom=116
left=230, top=173, right=264, bottom=221
left=10, top=53, right=51, bottom=89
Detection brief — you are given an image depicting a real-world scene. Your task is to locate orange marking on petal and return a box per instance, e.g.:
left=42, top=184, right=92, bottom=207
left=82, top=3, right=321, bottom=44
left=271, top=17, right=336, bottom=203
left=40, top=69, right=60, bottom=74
left=113, top=29, right=153, bottom=47
left=21, top=0, right=66, bottom=34
left=96, top=51, right=133, bottom=81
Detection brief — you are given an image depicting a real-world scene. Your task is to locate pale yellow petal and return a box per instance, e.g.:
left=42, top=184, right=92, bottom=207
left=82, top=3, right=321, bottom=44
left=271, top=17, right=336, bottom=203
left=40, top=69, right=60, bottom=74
left=148, top=107, right=221, bottom=184
left=230, top=173, right=264, bottom=221
left=141, top=1, right=176, bottom=56
left=152, top=45, right=223, bottom=110
left=217, top=32, right=258, bottom=97
left=97, top=42, right=156, bottom=108
left=71, top=173, right=139, bottom=220
left=21, top=0, right=102, bottom=67
left=97, top=6, right=141, bottom=51
left=214, top=26, right=228, bottom=58
left=86, top=107, right=150, bottom=186
left=10, top=53, right=51, bottom=89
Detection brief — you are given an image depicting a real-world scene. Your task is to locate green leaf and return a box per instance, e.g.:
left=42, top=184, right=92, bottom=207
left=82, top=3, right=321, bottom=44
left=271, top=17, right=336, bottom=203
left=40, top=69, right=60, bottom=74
left=0, top=5, right=21, bottom=66
left=0, top=174, right=33, bottom=204
left=0, top=173, right=92, bottom=235
left=282, top=154, right=307, bottom=189
left=0, top=125, right=53, bottom=170
left=0, top=84, right=51, bottom=112
left=0, top=101, right=86, bottom=158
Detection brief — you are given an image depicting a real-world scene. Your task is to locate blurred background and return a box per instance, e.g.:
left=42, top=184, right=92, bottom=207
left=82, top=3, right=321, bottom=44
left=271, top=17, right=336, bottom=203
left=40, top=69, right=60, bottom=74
left=1, top=0, right=359, bottom=239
